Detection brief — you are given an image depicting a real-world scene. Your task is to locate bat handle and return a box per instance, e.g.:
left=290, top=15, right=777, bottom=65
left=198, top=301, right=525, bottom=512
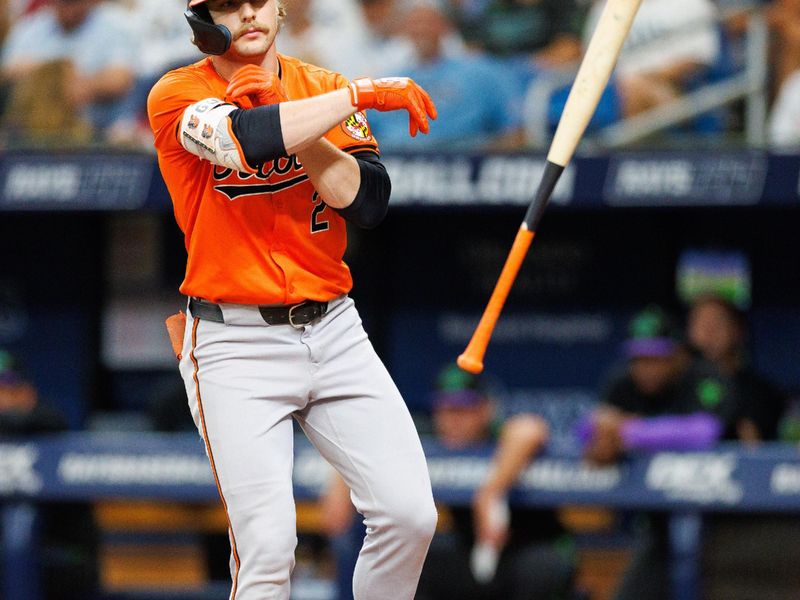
left=458, top=227, right=536, bottom=374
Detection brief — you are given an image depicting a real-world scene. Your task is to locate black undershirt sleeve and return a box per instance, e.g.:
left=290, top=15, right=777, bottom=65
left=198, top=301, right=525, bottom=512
left=228, top=105, right=288, bottom=168
left=334, top=151, right=391, bottom=229
left=229, top=107, right=389, bottom=228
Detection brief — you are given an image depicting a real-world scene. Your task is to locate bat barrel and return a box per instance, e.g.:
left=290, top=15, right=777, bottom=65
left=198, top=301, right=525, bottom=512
left=547, top=0, right=644, bottom=166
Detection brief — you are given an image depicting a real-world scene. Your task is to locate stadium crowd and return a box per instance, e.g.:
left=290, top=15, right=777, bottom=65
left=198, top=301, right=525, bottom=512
left=0, top=0, right=800, bottom=149
left=1, top=1, right=799, bottom=600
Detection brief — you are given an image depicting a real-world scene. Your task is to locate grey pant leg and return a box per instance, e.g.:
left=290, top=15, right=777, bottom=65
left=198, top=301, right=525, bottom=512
left=296, top=298, right=437, bottom=600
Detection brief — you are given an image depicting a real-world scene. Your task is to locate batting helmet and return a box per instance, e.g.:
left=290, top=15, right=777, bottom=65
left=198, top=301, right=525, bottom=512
left=184, top=0, right=232, bottom=56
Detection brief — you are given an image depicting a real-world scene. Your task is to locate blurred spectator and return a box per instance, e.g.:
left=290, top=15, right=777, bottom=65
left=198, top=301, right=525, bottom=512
left=580, top=306, right=737, bottom=600
left=767, top=0, right=800, bottom=95
left=0, top=350, right=65, bottom=433
left=767, top=0, right=800, bottom=146
left=0, top=349, right=99, bottom=600
left=4, top=0, right=43, bottom=35
left=449, top=0, right=584, bottom=67
left=343, top=0, right=417, bottom=77
left=417, top=365, right=574, bottom=599
left=0, top=0, right=137, bottom=145
left=322, top=364, right=574, bottom=600
left=582, top=0, right=720, bottom=118
left=123, top=0, right=200, bottom=80
left=769, top=69, right=800, bottom=146
left=0, top=0, right=9, bottom=47
left=369, top=1, right=523, bottom=150
left=105, top=0, right=202, bottom=146
left=582, top=306, right=737, bottom=465
left=686, top=294, right=787, bottom=442
left=278, top=0, right=371, bottom=78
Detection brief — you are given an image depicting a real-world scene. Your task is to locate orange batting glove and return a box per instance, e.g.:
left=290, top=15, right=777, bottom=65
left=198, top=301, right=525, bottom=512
left=349, top=77, right=437, bottom=137
left=225, top=64, right=288, bottom=108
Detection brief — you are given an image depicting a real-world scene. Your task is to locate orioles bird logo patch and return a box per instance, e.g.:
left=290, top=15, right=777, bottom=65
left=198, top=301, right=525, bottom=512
left=201, top=124, right=214, bottom=139
left=188, top=115, right=200, bottom=129
left=342, top=112, right=373, bottom=142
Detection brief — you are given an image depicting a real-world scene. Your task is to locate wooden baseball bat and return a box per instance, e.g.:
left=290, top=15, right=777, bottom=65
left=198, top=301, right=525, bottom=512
left=457, top=0, right=643, bottom=374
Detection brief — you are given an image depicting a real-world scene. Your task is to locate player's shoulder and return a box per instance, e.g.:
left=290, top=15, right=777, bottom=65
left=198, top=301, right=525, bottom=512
left=279, top=53, right=348, bottom=90
left=151, top=59, right=214, bottom=96
left=148, top=59, right=216, bottom=112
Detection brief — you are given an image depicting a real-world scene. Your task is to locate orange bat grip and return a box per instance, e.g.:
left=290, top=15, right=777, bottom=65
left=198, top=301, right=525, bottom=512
left=457, top=227, right=536, bottom=374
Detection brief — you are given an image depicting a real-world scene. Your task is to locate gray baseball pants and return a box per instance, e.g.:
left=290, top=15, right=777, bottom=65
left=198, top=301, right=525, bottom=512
left=179, top=295, right=437, bottom=600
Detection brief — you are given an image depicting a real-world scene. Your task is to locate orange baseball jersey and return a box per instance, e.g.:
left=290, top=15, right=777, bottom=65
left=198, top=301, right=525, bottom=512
left=147, top=54, right=379, bottom=305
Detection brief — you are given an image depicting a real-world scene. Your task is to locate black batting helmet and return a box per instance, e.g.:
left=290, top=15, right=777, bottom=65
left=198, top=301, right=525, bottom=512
left=185, top=0, right=232, bottom=56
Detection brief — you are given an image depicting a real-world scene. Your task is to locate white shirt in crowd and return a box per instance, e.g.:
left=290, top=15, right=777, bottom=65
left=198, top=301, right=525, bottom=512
left=119, top=0, right=202, bottom=77
left=278, top=0, right=386, bottom=78
left=583, top=0, right=720, bottom=77
left=278, top=0, right=464, bottom=79
left=769, top=70, right=800, bottom=147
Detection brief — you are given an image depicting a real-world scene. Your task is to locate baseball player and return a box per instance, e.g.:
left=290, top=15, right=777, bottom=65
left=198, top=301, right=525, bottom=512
left=147, top=1, right=439, bottom=599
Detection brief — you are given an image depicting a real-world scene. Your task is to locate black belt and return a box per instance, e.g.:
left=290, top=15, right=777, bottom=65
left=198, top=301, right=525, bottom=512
left=189, top=297, right=328, bottom=327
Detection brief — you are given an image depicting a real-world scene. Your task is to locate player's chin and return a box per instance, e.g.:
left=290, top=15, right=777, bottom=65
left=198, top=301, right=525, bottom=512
left=232, top=38, right=271, bottom=57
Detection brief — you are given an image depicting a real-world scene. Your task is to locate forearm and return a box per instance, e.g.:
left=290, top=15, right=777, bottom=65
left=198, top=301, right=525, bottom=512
left=650, top=60, right=706, bottom=87
left=280, top=88, right=356, bottom=154
left=1, top=61, right=38, bottom=81
left=480, top=415, right=549, bottom=495
left=296, top=139, right=360, bottom=209
left=77, top=66, right=135, bottom=102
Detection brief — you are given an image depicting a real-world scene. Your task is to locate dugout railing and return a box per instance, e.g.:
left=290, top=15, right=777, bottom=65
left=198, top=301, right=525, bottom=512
left=3, top=434, right=800, bottom=600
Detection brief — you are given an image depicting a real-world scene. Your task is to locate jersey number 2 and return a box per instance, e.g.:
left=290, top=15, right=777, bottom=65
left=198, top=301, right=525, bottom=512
left=311, top=192, right=329, bottom=234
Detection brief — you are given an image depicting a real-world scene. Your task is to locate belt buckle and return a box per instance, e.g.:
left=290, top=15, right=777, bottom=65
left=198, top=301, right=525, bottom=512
left=288, top=302, right=306, bottom=329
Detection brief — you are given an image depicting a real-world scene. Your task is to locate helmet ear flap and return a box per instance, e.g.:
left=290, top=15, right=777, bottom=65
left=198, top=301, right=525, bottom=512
left=184, top=6, right=232, bottom=55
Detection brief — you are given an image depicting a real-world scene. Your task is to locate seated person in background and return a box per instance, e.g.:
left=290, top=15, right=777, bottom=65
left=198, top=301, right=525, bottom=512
left=449, top=0, right=585, bottom=68
left=370, top=1, right=523, bottom=150
left=0, top=349, right=99, bottom=600
left=279, top=0, right=373, bottom=78
left=321, top=364, right=575, bottom=600
left=0, top=349, right=66, bottom=434
left=348, top=0, right=417, bottom=77
left=686, top=294, right=787, bottom=442
left=580, top=306, right=737, bottom=600
left=106, top=0, right=202, bottom=146
left=1, top=0, right=137, bottom=144
left=419, top=365, right=575, bottom=600
left=767, top=0, right=800, bottom=98
left=767, top=0, right=800, bottom=146
left=582, top=0, right=720, bottom=119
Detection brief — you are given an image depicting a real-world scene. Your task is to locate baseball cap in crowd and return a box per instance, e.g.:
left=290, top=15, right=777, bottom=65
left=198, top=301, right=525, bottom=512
left=432, top=364, right=487, bottom=409
left=623, top=306, right=683, bottom=359
left=0, top=350, right=25, bottom=386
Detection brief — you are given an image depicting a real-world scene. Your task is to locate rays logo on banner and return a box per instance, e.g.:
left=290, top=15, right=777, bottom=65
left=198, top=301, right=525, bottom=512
left=0, top=445, right=42, bottom=494
left=646, top=452, right=743, bottom=505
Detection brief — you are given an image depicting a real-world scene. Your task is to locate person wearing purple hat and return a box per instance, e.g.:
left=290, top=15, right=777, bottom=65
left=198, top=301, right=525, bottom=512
left=416, top=364, right=575, bottom=600
left=687, top=294, right=787, bottom=442
left=579, top=307, right=738, bottom=600
left=581, top=306, right=739, bottom=466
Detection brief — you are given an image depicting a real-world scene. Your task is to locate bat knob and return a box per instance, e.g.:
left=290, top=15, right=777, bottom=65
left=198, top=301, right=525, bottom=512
left=457, top=353, right=484, bottom=375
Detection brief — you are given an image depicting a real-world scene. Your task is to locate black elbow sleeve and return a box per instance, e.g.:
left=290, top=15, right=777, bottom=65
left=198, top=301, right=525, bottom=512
left=229, top=105, right=288, bottom=167
left=334, top=153, right=391, bottom=229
